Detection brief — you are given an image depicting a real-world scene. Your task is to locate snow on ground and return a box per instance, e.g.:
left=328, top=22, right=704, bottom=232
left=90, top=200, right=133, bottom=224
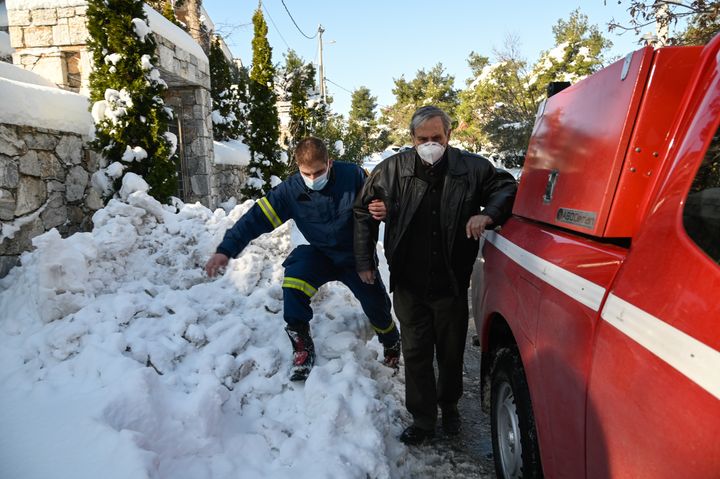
left=0, top=186, right=431, bottom=478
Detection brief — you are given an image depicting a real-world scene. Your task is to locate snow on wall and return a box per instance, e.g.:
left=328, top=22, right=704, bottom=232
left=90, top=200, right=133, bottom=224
left=0, top=76, right=93, bottom=136
left=5, top=0, right=86, bottom=8
left=213, top=140, right=250, bottom=167
left=0, top=61, right=57, bottom=87
left=143, top=4, right=208, bottom=65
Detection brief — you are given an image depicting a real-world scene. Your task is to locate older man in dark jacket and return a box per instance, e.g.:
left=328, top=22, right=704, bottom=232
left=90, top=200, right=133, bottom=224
left=354, top=106, right=517, bottom=444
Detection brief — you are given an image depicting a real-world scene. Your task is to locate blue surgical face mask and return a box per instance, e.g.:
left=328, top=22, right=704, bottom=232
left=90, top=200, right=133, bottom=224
left=301, top=168, right=330, bottom=190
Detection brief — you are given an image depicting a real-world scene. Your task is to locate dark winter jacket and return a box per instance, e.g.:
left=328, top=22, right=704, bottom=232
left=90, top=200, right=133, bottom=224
left=217, top=162, right=366, bottom=268
left=353, top=147, right=517, bottom=294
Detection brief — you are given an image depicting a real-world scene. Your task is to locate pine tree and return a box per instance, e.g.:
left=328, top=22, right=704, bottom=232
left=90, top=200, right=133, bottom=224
left=243, top=6, right=282, bottom=199
left=342, top=87, right=388, bottom=164
left=209, top=37, right=245, bottom=141
left=381, top=64, right=458, bottom=145
left=87, top=0, right=177, bottom=202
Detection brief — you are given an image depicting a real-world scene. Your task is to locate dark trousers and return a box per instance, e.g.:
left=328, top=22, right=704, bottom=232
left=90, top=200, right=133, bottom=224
left=393, top=285, right=469, bottom=430
left=282, top=245, right=399, bottom=346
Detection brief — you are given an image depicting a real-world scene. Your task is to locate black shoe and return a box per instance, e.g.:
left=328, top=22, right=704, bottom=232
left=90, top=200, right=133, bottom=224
left=382, top=338, right=401, bottom=369
left=441, top=406, right=461, bottom=435
left=286, top=325, right=315, bottom=381
left=399, top=425, right=435, bottom=445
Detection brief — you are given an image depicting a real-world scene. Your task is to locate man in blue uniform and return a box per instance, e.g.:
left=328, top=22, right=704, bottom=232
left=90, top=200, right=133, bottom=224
left=205, top=137, right=400, bottom=381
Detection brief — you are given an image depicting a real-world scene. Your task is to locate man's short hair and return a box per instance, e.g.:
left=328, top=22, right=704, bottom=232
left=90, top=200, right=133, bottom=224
left=409, top=106, right=452, bottom=136
left=294, top=137, right=329, bottom=166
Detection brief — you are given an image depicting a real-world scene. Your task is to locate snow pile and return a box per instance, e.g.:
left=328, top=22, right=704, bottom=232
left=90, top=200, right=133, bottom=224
left=0, top=73, right=93, bottom=136
left=0, top=190, right=422, bottom=478
left=0, top=61, right=56, bottom=87
left=213, top=139, right=251, bottom=167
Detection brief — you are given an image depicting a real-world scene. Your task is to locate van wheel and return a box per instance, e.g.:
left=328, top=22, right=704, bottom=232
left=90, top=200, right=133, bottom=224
left=490, top=347, right=542, bottom=479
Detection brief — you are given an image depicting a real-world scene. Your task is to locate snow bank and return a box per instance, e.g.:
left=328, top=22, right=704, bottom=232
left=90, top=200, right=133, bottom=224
left=0, top=189, right=425, bottom=478
left=0, top=76, right=93, bottom=136
left=144, top=4, right=208, bottom=65
left=213, top=139, right=250, bottom=167
left=0, top=61, right=56, bottom=88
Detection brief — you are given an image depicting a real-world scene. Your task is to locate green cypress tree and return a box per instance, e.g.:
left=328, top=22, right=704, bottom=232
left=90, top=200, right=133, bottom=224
left=243, top=6, right=282, bottom=198
left=87, top=0, right=177, bottom=202
left=209, top=37, right=244, bottom=141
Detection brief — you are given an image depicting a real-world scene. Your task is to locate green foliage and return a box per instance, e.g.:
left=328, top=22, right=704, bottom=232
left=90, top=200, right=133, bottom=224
left=381, top=64, right=458, bottom=145
left=278, top=50, right=317, bottom=150
left=244, top=7, right=282, bottom=199
left=209, top=37, right=246, bottom=141
left=342, top=87, right=389, bottom=164
left=87, top=0, right=177, bottom=203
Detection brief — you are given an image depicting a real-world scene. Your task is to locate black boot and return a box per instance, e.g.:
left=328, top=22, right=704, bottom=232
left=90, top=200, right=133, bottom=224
left=399, top=425, right=435, bottom=445
left=285, top=324, right=315, bottom=381
left=441, top=404, right=461, bottom=435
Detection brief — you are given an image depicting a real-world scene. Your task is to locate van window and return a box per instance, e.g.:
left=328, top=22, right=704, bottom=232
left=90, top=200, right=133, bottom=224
left=683, top=126, right=720, bottom=263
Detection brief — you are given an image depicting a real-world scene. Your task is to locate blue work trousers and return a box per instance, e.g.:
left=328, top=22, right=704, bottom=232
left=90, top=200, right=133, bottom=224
left=281, top=245, right=398, bottom=346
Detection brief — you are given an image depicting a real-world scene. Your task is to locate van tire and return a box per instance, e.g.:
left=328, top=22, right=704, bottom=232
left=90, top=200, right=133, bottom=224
left=490, top=347, right=543, bottom=479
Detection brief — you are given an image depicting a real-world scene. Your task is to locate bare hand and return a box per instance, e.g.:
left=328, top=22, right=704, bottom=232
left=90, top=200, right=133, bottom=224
left=465, top=214, right=494, bottom=240
left=368, top=199, right=387, bottom=221
left=205, top=253, right=229, bottom=277
left=358, top=270, right=376, bottom=284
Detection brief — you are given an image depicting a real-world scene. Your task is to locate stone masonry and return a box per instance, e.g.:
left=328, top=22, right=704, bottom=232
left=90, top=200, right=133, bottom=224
left=0, top=123, right=102, bottom=277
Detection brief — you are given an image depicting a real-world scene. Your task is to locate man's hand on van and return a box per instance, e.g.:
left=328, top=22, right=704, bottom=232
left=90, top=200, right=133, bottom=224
left=466, top=214, right=494, bottom=240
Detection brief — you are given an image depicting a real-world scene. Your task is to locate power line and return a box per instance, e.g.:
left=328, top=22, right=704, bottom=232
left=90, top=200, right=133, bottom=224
left=261, top=3, right=290, bottom=50
left=324, top=77, right=354, bottom=95
left=281, top=0, right=318, bottom=39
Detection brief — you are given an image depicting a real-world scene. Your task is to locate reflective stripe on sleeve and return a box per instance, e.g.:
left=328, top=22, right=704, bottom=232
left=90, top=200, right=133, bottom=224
left=257, top=197, right=282, bottom=229
left=372, top=322, right=396, bottom=334
left=282, top=277, right=318, bottom=297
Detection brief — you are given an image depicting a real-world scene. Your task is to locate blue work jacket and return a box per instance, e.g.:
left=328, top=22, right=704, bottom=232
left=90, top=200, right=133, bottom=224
left=216, top=162, right=367, bottom=268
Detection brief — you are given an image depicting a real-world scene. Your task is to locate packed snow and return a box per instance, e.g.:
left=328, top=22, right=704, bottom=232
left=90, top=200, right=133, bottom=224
left=213, top=139, right=251, bottom=167
left=143, top=4, right=208, bottom=65
left=0, top=183, right=441, bottom=478
left=0, top=61, right=56, bottom=88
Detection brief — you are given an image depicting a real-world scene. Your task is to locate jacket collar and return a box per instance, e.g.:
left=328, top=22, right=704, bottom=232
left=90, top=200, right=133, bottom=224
left=399, top=146, right=468, bottom=177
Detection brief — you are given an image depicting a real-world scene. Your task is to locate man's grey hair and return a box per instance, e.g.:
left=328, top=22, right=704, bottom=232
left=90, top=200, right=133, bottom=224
left=409, top=106, right=452, bottom=136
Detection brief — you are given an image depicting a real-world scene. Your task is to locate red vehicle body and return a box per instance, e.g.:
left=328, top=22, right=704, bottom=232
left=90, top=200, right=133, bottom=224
left=473, top=35, right=720, bottom=479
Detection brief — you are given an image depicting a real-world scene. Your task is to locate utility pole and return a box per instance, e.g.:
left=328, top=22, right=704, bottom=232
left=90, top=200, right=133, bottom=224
left=317, top=24, right=326, bottom=103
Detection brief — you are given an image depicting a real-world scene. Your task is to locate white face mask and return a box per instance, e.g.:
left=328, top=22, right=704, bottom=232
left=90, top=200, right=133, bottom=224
left=416, top=142, right=446, bottom=165
left=301, top=168, right=330, bottom=190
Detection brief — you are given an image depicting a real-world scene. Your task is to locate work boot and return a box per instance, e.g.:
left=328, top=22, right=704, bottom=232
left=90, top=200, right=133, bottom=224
left=382, top=338, right=401, bottom=369
left=399, top=425, right=435, bottom=445
left=441, top=404, right=461, bottom=435
left=285, top=324, right=315, bottom=381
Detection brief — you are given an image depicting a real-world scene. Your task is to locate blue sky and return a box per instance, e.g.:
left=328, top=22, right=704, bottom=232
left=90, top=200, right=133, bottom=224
left=202, top=1, right=650, bottom=118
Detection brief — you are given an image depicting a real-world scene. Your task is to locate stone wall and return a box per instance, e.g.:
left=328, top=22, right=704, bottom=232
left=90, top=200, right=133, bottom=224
left=7, top=5, right=91, bottom=91
left=164, top=86, right=215, bottom=207
left=0, top=123, right=101, bottom=277
left=213, top=164, right=245, bottom=203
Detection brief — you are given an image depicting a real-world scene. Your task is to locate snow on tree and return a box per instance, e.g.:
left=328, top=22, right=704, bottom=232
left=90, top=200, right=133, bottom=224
left=243, top=7, right=282, bottom=199
left=456, top=11, right=611, bottom=167
left=609, top=0, right=720, bottom=46
left=209, top=36, right=246, bottom=142
left=87, top=0, right=177, bottom=203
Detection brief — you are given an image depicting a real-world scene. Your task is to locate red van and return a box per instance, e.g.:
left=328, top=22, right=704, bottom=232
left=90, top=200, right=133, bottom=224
left=472, top=34, right=720, bottom=479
